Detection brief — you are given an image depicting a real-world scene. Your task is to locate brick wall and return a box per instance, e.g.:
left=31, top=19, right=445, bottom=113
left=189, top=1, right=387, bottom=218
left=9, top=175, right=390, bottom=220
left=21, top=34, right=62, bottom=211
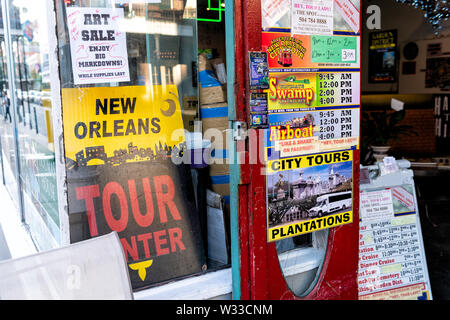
left=362, top=108, right=436, bottom=156
left=391, top=109, right=436, bottom=155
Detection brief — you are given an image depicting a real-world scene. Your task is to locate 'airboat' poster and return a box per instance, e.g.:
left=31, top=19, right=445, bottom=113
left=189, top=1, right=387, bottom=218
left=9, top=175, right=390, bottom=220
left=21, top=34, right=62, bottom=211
left=261, top=0, right=360, bottom=241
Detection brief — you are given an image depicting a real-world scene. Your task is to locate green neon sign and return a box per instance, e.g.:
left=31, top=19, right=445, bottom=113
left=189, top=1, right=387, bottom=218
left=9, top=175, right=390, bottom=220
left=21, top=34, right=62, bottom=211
left=197, top=0, right=225, bottom=22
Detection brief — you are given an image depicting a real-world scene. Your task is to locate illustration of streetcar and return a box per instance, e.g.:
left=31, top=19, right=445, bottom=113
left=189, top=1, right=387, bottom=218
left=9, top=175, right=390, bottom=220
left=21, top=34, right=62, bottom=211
left=278, top=49, right=292, bottom=67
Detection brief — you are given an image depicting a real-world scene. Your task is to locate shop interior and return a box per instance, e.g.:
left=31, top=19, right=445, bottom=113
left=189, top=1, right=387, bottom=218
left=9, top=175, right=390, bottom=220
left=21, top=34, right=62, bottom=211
left=360, top=0, right=450, bottom=299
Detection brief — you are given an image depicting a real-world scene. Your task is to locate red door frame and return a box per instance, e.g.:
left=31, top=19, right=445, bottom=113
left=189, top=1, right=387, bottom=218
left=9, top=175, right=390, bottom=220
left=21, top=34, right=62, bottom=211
left=234, top=0, right=361, bottom=300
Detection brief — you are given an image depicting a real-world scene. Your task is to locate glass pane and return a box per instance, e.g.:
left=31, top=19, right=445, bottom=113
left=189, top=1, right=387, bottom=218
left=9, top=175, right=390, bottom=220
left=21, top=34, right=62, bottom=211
left=0, top=5, right=20, bottom=211
left=276, top=231, right=327, bottom=297
left=55, top=0, right=230, bottom=290
left=8, top=0, right=60, bottom=241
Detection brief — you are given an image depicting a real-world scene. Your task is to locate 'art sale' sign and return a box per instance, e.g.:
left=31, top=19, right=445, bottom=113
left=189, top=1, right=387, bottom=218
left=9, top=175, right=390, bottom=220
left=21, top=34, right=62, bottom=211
left=66, top=7, right=130, bottom=85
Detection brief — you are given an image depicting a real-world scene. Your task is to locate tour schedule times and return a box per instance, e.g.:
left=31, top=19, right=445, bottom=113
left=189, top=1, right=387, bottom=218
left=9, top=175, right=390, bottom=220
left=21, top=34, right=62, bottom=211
left=359, top=216, right=430, bottom=299
left=268, top=71, right=360, bottom=113
left=317, top=72, right=359, bottom=106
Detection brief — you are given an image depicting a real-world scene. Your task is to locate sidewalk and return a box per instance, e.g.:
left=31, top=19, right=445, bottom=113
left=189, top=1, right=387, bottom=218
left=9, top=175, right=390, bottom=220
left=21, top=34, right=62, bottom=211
left=0, top=184, right=37, bottom=261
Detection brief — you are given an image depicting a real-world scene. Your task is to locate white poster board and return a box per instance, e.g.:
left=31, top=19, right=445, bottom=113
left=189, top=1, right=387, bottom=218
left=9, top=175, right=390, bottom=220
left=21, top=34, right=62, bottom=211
left=66, top=7, right=130, bottom=85
left=0, top=232, right=132, bottom=299
left=291, top=0, right=334, bottom=36
left=359, top=184, right=432, bottom=300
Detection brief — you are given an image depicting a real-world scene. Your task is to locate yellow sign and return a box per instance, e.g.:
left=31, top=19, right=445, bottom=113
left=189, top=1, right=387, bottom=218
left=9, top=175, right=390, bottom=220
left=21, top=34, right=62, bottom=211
left=62, top=85, right=185, bottom=167
left=268, top=211, right=352, bottom=242
left=266, top=150, right=352, bottom=173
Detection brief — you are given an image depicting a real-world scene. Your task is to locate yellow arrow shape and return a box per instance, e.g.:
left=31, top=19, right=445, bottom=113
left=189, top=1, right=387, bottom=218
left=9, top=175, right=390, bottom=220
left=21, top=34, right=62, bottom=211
left=128, top=260, right=153, bottom=281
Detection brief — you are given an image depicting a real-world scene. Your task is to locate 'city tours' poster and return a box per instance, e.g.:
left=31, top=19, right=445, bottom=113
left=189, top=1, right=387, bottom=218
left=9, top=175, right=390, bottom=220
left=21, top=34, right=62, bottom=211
left=61, top=85, right=203, bottom=289
left=266, top=150, right=353, bottom=242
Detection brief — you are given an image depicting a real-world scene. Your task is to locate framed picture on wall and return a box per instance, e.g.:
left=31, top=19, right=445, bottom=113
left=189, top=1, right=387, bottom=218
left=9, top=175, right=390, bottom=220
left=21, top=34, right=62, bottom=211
left=368, top=30, right=398, bottom=83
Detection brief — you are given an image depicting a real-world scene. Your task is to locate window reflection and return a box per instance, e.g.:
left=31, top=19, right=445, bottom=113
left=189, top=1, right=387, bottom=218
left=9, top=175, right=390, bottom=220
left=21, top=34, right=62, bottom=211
left=9, top=0, right=59, bottom=244
left=56, top=0, right=231, bottom=290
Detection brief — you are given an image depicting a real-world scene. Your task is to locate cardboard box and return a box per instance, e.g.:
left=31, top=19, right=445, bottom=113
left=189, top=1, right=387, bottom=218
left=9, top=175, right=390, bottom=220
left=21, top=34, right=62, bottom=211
left=200, top=102, right=230, bottom=165
left=209, top=164, right=230, bottom=176
left=211, top=182, right=230, bottom=198
left=200, top=84, right=227, bottom=105
left=198, top=53, right=227, bottom=105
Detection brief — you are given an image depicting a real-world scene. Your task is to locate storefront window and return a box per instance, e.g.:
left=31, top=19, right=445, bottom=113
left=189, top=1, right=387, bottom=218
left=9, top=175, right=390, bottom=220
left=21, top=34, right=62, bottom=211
left=7, top=0, right=59, bottom=247
left=0, top=5, right=20, bottom=211
left=55, top=0, right=230, bottom=291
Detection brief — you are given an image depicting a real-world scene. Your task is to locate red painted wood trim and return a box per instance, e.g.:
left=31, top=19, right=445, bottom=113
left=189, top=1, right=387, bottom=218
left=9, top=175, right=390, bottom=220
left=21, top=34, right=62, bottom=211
left=237, top=0, right=361, bottom=300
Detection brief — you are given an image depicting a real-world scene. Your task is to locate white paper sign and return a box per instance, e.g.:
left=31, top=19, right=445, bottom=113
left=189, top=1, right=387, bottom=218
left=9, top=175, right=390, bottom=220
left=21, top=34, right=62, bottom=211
left=66, top=7, right=130, bottom=85
left=291, top=0, right=334, bottom=36
left=360, top=190, right=394, bottom=221
left=391, top=186, right=415, bottom=212
left=261, top=0, right=291, bottom=28
left=335, top=0, right=360, bottom=34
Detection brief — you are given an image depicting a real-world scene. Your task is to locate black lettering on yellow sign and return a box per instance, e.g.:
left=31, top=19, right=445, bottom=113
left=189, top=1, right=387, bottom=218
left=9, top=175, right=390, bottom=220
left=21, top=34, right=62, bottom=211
left=268, top=150, right=352, bottom=173
left=268, top=211, right=352, bottom=241
left=74, top=118, right=161, bottom=139
left=73, top=96, right=161, bottom=139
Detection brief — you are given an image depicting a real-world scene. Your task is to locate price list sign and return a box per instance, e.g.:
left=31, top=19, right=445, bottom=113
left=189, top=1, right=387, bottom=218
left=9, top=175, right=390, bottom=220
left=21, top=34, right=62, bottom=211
left=358, top=188, right=432, bottom=300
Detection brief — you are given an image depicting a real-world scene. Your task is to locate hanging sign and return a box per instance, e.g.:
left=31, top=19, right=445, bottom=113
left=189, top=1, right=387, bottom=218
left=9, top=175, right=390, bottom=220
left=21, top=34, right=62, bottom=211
left=62, top=85, right=203, bottom=289
left=66, top=7, right=130, bottom=85
left=368, top=30, right=397, bottom=83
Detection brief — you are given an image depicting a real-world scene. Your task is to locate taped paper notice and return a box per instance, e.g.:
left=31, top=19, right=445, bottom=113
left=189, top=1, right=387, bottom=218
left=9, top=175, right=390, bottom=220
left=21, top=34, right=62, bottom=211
left=66, top=7, right=130, bottom=85
left=360, top=190, right=394, bottom=221
left=335, top=0, right=360, bottom=34
left=261, top=0, right=290, bottom=28
left=291, top=0, right=334, bottom=36
left=391, top=186, right=415, bottom=212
